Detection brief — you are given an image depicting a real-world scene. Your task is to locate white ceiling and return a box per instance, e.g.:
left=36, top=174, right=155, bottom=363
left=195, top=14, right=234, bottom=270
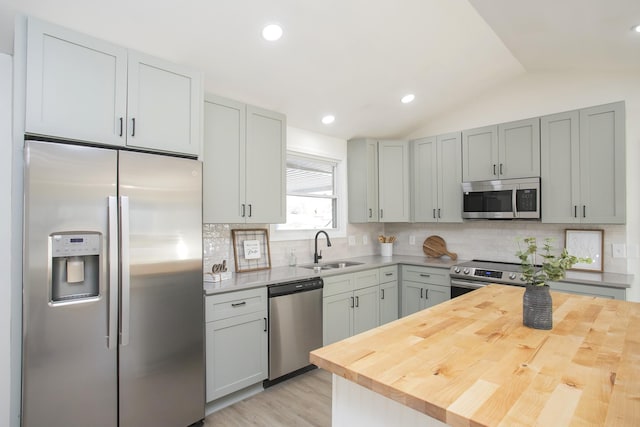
left=0, top=0, right=638, bottom=140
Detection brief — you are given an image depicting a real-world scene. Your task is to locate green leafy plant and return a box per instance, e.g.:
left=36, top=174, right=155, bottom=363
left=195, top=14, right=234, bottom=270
left=516, top=237, right=592, bottom=286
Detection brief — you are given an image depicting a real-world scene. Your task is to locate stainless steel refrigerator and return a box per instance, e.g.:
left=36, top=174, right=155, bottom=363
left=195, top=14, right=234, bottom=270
left=22, top=140, right=204, bottom=427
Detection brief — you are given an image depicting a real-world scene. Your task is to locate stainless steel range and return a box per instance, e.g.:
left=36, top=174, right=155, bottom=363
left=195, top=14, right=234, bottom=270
left=449, top=260, right=529, bottom=298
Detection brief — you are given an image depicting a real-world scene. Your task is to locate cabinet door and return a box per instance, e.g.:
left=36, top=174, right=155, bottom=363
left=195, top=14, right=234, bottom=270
left=203, top=96, right=246, bottom=223
left=378, top=140, right=410, bottom=222
left=541, top=110, right=580, bottom=223
left=25, top=17, right=127, bottom=146
left=353, top=286, right=379, bottom=335
left=437, top=132, right=463, bottom=222
left=401, top=282, right=424, bottom=317
left=498, top=118, right=540, bottom=179
left=579, top=102, right=625, bottom=224
left=245, top=106, right=286, bottom=223
left=323, top=293, right=353, bottom=346
left=462, top=125, right=498, bottom=181
left=206, top=312, right=268, bottom=401
left=411, top=137, right=438, bottom=222
left=126, top=51, right=202, bottom=156
left=423, top=284, right=450, bottom=309
left=548, top=281, right=625, bottom=300
left=379, top=281, right=399, bottom=325
left=347, top=139, right=378, bottom=222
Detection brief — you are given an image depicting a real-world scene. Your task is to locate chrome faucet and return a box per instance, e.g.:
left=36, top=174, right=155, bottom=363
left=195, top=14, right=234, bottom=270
left=314, top=230, right=332, bottom=264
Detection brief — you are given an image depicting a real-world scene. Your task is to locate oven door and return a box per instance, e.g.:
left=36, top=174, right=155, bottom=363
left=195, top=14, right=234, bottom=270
left=450, top=278, right=489, bottom=298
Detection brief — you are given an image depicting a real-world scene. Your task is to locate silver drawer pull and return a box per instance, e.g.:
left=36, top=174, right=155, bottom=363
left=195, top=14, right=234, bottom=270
left=231, top=301, right=247, bottom=307
left=419, top=274, right=431, bottom=277
left=385, top=272, right=393, bottom=276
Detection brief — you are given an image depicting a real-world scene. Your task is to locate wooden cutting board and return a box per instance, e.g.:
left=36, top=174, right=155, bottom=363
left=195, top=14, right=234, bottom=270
left=422, top=235, right=457, bottom=260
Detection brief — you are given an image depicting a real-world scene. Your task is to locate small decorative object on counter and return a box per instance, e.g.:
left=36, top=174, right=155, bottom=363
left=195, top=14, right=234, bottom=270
left=208, top=260, right=232, bottom=282
left=288, top=248, right=297, bottom=267
left=516, top=237, right=592, bottom=330
left=378, top=235, right=395, bottom=256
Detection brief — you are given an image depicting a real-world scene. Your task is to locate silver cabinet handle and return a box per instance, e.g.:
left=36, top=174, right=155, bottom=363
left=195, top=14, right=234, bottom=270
left=380, top=209, right=383, bottom=219
left=500, top=163, right=503, bottom=175
left=425, top=288, right=429, bottom=299
left=583, top=205, right=586, bottom=218
left=248, top=204, right=252, bottom=217
left=119, top=117, right=124, bottom=137
left=420, top=288, right=423, bottom=299
left=385, top=272, right=393, bottom=276
left=437, top=208, right=441, bottom=218
left=419, top=274, right=430, bottom=278
left=433, top=209, right=436, bottom=219
left=107, top=197, right=119, bottom=349
left=131, top=117, right=136, bottom=137
left=231, top=301, right=247, bottom=307
left=381, top=289, right=385, bottom=300
left=350, top=296, right=354, bottom=308
left=355, top=296, right=359, bottom=307
left=369, top=208, right=372, bottom=218
left=241, top=204, right=246, bottom=218
left=574, top=205, right=577, bottom=218
left=264, top=318, right=267, bottom=332
left=120, top=196, right=131, bottom=346
left=493, top=164, right=497, bottom=175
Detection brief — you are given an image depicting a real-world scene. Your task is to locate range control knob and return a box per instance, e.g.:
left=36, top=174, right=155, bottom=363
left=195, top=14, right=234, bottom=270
left=453, top=267, right=461, bottom=274
left=463, top=268, right=470, bottom=275
left=508, top=273, right=517, bottom=280
left=519, top=275, right=526, bottom=281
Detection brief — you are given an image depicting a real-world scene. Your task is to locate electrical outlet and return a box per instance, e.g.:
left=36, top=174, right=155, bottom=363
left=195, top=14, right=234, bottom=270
left=409, top=235, right=416, bottom=245
left=348, top=235, right=356, bottom=246
left=362, top=235, right=368, bottom=245
left=612, top=243, right=626, bottom=258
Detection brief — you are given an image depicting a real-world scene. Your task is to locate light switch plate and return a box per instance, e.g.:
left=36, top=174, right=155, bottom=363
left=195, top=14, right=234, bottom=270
left=362, top=235, right=368, bottom=245
left=409, top=235, right=416, bottom=245
left=348, top=235, right=356, bottom=246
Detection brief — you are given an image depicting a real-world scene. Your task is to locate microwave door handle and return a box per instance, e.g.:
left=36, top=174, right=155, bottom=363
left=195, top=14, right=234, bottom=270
left=512, top=188, right=518, bottom=218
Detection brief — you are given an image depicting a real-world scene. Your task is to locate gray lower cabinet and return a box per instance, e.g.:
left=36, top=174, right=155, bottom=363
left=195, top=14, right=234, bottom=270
left=550, top=281, right=626, bottom=300
left=379, top=266, right=399, bottom=325
left=322, top=270, right=380, bottom=346
left=401, top=265, right=450, bottom=317
left=541, top=101, right=625, bottom=224
left=205, top=288, right=268, bottom=402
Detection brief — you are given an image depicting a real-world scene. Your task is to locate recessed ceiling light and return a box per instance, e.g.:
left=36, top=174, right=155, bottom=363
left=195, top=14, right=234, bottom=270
left=633, top=24, right=640, bottom=33
left=322, top=115, right=335, bottom=125
left=262, top=24, right=283, bottom=41
left=401, top=94, right=415, bottom=104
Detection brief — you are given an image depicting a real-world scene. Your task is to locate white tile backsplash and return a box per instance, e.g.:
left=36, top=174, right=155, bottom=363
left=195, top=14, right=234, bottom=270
left=204, top=221, right=626, bottom=274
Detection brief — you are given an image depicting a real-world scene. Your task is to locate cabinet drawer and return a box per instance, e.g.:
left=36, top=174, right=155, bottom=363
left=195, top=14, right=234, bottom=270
left=379, top=265, right=398, bottom=284
left=206, top=287, right=267, bottom=322
left=401, top=265, right=448, bottom=286
left=353, top=269, right=379, bottom=290
left=323, top=273, right=354, bottom=297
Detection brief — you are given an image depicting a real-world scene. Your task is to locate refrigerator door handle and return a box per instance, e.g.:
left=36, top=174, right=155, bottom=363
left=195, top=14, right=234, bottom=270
left=107, top=196, right=119, bottom=349
left=120, top=195, right=131, bottom=346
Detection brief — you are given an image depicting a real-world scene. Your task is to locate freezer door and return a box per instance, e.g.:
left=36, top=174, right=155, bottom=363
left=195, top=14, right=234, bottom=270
left=22, top=141, right=118, bottom=427
left=118, top=151, right=204, bottom=427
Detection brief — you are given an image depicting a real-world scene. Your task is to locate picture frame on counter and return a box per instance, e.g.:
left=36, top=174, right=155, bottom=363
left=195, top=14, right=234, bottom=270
left=565, top=229, right=604, bottom=272
left=231, top=228, right=272, bottom=272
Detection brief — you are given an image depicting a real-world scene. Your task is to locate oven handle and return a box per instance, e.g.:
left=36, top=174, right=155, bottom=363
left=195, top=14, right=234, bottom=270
left=450, top=279, right=490, bottom=290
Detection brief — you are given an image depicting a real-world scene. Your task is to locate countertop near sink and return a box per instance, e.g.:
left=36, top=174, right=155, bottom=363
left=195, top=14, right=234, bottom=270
left=203, top=255, right=459, bottom=296
left=203, top=254, right=633, bottom=296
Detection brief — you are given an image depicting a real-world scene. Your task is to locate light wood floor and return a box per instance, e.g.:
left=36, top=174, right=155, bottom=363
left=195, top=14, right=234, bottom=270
left=204, top=368, right=332, bottom=427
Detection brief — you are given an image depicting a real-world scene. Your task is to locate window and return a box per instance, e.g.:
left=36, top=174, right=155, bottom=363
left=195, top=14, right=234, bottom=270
left=276, top=153, right=338, bottom=231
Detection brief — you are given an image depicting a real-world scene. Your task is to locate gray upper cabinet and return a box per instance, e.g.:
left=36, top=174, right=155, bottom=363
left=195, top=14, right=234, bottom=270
left=541, top=102, right=625, bottom=224
left=203, top=95, right=286, bottom=224
left=378, top=141, right=410, bottom=222
left=348, top=139, right=409, bottom=223
left=462, top=118, right=540, bottom=181
left=347, top=140, right=379, bottom=222
left=24, top=17, right=202, bottom=156
left=411, top=132, right=462, bottom=223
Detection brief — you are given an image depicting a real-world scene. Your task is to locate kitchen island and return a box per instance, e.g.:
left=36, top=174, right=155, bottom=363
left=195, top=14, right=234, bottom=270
left=310, top=285, right=640, bottom=426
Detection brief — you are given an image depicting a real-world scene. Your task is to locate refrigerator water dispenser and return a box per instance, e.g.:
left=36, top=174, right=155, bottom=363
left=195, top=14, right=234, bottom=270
left=50, top=233, right=101, bottom=302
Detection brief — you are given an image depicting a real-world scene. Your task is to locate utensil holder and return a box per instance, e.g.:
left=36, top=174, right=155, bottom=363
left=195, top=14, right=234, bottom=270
left=381, top=243, right=393, bottom=257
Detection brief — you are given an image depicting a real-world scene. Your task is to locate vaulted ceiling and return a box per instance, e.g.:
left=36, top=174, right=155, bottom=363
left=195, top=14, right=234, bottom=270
left=1, top=0, right=638, bottom=140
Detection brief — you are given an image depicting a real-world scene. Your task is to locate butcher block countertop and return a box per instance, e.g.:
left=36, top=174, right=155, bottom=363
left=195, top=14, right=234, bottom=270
left=310, top=285, right=640, bottom=426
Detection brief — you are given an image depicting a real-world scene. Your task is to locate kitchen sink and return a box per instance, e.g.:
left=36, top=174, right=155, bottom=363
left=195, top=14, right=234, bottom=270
left=300, top=261, right=364, bottom=271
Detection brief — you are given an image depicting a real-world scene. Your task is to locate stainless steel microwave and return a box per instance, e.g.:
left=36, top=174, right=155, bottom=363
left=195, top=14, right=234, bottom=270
left=462, top=177, right=540, bottom=219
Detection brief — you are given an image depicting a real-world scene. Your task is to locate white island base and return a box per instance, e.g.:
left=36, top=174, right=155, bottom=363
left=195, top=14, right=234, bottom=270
left=332, top=374, right=447, bottom=427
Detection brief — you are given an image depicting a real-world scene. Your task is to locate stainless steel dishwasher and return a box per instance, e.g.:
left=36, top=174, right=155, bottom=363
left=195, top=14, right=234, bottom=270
left=266, top=277, right=323, bottom=386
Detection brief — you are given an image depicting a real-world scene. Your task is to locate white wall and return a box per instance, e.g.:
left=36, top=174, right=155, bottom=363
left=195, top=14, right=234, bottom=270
left=406, top=71, right=640, bottom=302
left=0, top=52, right=13, bottom=427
